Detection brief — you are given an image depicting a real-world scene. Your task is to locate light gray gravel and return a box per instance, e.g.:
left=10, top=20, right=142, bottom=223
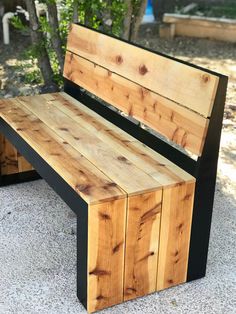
left=0, top=128, right=235, bottom=314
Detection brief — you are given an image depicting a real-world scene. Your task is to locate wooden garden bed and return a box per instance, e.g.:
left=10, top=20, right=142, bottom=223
left=161, top=13, right=236, bottom=42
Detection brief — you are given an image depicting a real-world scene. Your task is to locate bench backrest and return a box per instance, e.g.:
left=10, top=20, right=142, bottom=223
left=63, top=24, right=221, bottom=156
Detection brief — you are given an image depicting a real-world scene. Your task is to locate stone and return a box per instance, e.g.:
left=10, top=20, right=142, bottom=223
left=4, top=93, right=14, bottom=99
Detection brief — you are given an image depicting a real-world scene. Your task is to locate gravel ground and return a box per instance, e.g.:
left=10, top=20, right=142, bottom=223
left=0, top=27, right=236, bottom=314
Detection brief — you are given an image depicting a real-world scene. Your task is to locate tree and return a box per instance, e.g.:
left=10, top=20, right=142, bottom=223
left=24, top=0, right=58, bottom=90
left=122, top=0, right=148, bottom=41
left=46, top=1, right=64, bottom=72
left=20, top=0, right=147, bottom=89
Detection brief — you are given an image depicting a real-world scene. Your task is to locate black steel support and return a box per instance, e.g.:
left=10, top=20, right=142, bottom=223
left=0, top=118, right=88, bottom=310
left=64, top=72, right=228, bottom=283
left=187, top=75, right=228, bottom=281
left=0, top=170, right=41, bottom=186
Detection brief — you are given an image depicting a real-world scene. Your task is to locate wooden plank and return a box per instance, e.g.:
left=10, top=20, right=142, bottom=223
left=1, top=137, right=18, bottom=175
left=17, top=95, right=162, bottom=196
left=175, top=23, right=236, bottom=43
left=66, top=23, right=219, bottom=117
left=88, top=198, right=126, bottom=312
left=124, top=190, right=162, bottom=301
left=156, top=182, right=195, bottom=291
left=0, top=133, right=4, bottom=175
left=63, top=52, right=209, bottom=155
left=17, top=155, right=33, bottom=173
left=0, top=133, right=33, bottom=175
left=0, top=98, right=125, bottom=204
left=163, top=14, right=236, bottom=43
left=45, top=92, right=195, bottom=187
left=164, top=14, right=236, bottom=28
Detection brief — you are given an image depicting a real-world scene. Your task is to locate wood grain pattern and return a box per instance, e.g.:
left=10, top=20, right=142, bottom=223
left=88, top=198, right=126, bottom=312
left=43, top=92, right=195, bottom=187
left=64, top=52, right=209, bottom=155
left=0, top=136, right=18, bottom=175
left=17, top=155, right=33, bottom=173
left=124, top=190, right=162, bottom=301
left=0, top=133, right=32, bottom=176
left=0, top=98, right=125, bottom=204
left=66, top=23, right=219, bottom=117
left=17, top=95, right=162, bottom=196
left=175, top=23, right=236, bottom=43
left=156, top=182, right=195, bottom=291
left=0, top=133, right=5, bottom=175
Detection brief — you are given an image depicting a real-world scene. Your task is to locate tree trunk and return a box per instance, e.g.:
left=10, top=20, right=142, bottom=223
left=130, top=0, right=147, bottom=41
left=153, top=0, right=179, bottom=21
left=46, top=1, right=64, bottom=73
left=72, top=0, right=79, bottom=23
left=123, top=0, right=133, bottom=40
left=24, top=0, right=57, bottom=89
left=84, top=4, right=92, bottom=26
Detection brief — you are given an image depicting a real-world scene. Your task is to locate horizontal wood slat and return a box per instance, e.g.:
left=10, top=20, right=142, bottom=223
left=0, top=98, right=125, bottom=204
left=66, top=23, right=219, bottom=118
left=17, top=95, right=162, bottom=196
left=164, top=14, right=236, bottom=29
left=64, top=52, right=209, bottom=156
left=49, top=93, right=194, bottom=187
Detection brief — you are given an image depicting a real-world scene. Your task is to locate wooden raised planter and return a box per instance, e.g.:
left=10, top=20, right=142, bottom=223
left=161, top=13, right=236, bottom=43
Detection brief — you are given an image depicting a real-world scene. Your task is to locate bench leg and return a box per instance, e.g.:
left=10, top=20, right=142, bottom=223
left=86, top=199, right=126, bottom=313
left=76, top=198, right=127, bottom=313
left=0, top=133, right=40, bottom=186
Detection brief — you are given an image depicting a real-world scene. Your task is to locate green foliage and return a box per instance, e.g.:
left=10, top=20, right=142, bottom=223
left=11, top=0, right=131, bottom=87
left=10, top=16, right=28, bottom=33
left=200, top=3, right=236, bottom=19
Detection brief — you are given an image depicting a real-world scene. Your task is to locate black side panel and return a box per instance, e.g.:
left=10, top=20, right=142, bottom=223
left=0, top=118, right=88, bottom=309
left=0, top=170, right=41, bottom=186
left=77, top=214, right=88, bottom=309
left=187, top=76, right=228, bottom=281
left=64, top=79, right=196, bottom=175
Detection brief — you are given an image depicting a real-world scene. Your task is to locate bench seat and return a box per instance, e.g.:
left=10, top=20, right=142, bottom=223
left=0, top=92, right=196, bottom=312
left=0, top=92, right=194, bottom=204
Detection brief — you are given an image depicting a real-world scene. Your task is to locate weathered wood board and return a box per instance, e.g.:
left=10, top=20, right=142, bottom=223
left=67, top=23, right=219, bottom=118
left=88, top=198, right=126, bottom=312
left=0, top=133, right=33, bottom=176
left=163, top=14, right=236, bottom=43
left=124, top=190, right=162, bottom=301
left=156, top=182, right=195, bottom=291
left=64, top=52, right=209, bottom=156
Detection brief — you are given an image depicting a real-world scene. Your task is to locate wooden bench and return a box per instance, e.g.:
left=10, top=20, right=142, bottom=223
left=0, top=24, right=228, bottom=313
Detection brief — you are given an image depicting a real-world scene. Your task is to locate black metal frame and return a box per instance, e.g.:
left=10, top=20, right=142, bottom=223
left=0, top=119, right=88, bottom=309
left=0, top=23, right=228, bottom=310
left=64, top=74, right=227, bottom=282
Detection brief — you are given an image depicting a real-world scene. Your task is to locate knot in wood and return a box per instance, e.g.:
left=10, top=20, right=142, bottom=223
left=202, top=74, right=210, bottom=83
left=139, top=64, right=148, bottom=75
left=116, top=55, right=123, bottom=65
